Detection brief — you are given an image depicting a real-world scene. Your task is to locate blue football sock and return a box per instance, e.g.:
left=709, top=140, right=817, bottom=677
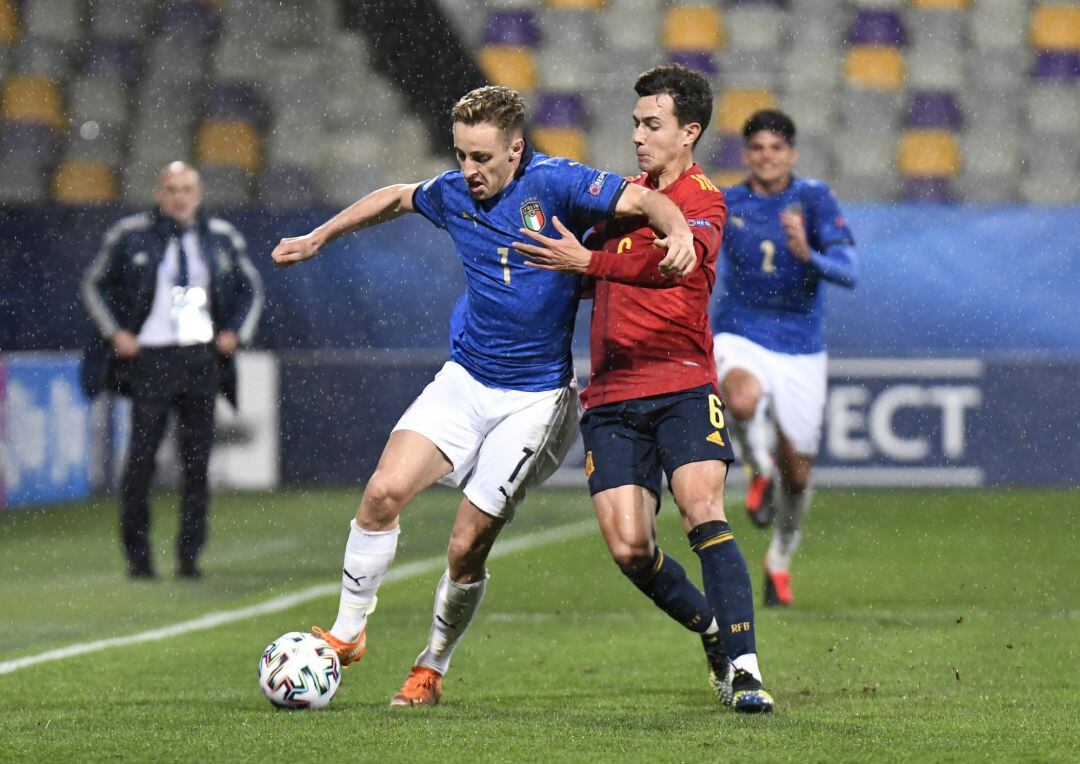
left=689, top=520, right=756, bottom=659
left=624, top=548, right=714, bottom=634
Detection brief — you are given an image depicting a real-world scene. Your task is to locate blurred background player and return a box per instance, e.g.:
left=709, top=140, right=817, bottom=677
left=712, top=110, right=857, bottom=607
left=80, top=161, right=263, bottom=579
left=270, top=85, right=696, bottom=707
left=514, top=65, right=773, bottom=713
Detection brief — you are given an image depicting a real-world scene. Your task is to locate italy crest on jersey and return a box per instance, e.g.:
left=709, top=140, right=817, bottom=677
left=521, top=200, right=546, bottom=232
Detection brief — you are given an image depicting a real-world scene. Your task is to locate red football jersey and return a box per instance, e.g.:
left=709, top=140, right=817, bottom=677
left=580, top=163, right=727, bottom=410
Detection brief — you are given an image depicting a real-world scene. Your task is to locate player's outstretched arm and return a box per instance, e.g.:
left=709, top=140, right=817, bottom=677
left=271, top=183, right=420, bottom=267
left=614, top=185, right=696, bottom=277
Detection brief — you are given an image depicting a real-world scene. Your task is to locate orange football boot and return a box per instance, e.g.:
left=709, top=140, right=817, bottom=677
left=311, top=626, right=366, bottom=667
left=389, top=665, right=443, bottom=707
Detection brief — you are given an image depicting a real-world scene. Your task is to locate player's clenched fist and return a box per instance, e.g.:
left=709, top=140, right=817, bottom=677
left=656, top=229, right=697, bottom=277
left=271, top=233, right=320, bottom=267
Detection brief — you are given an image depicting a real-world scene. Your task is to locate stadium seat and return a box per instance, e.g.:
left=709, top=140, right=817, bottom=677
left=960, top=130, right=1019, bottom=179
left=844, top=46, right=906, bottom=90
left=783, top=46, right=842, bottom=90
left=901, top=176, right=954, bottom=203
left=143, top=37, right=208, bottom=85
left=477, top=46, right=537, bottom=92
left=0, top=120, right=58, bottom=166
left=485, top=9, right=541, bottom=48
left=196, top=119, right=261, bottom=172
left=65, top=121, right=126, bottom=166
left=1026, top=85, right=1080, bottom=136
left=600, top=0, right=663, bottom=52
left=790, top=133, right=834, bottom=181
left=662, top=5, right=726, bottom=52
left=711, top=133, right=744, bottom=172
left=0, top=158, right=48, bottom=202
left=1020, top=171, right=1080, bottom=204
left=157, top=0, right=219, bottom=43
left=533, top=127, right=588, bottom=162
left=848, top=9, right=906, bottom=47
left=204, top=81, right=269, bottom=129
left=969, top=49, right=1029, bottom=91
left=12, top=38, right=70, bottom=79
left=52, top=159, right=118, bottom=204
left=835, top=130, right=898, bottom=177
left=716, top=89, right=776, bottom=134
left=838, top=89, right=902, bottom=130
left=24, top=0, right=83, bottom=43
left=904, top=91, right=962, bottom=130
left=905, top=7, right=966, bottom=51
left=970, top=2, right=1027, bottom=51
left=0, top=0, right=21, bottom=46
left=546, top=0, right=604, bottom=9
left=911, top=0, right=968, bottom=8
left=69, top=76, right=130, bottom=126
left=88, top=0, right=150, bottom=40
left=777, top=88, right=835, bottom=135
left=200, top=163, right=253, bottom=206
left=710, top=170, right=745, bottom=189
left=906, top=46, right=965, bottom=90
left=535, top=91, right=588, bottom=129
left=723, top=5, right=786, bottom=52
left=897, top=129, right=960, bottom=177
left=720, top=49, right=780, bottom=89
left=1, top=74, right=65, bottom=129
left=1031, top=49, right=1080, bottom=81
left=668, top=50, right=718, bottom=76
left=1029, top=4, right=1080, bottom=51
left=259, top=163, right=318, bottom=209
left=81, top=38, right=141, bottom=84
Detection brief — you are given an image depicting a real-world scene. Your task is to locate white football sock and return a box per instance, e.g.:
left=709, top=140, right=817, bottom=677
left=416, top=569, right=488, bottom=676
left=733, top=652, right=762, bottom=682
left=729, top=403, right=774, bottom=479
left=330, top=519, right=399, bottom=642
left=765, top=486, right=813, bottom=573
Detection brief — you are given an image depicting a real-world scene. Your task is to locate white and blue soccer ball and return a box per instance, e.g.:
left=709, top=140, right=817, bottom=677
left=258, top=632, right=341, bottom=709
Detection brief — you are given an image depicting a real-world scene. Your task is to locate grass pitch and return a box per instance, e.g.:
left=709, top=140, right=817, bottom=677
left=1, top=486, right=1077, bottom=762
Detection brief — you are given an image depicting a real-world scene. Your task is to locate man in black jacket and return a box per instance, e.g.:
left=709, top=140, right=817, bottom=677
left=81, top=161, right=264, bottom=579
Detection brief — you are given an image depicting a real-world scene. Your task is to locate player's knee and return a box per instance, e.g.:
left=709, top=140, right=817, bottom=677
left=724, top=388, right=757, bottom=421
left=609, top=540, right=654, bottom=578
left=360, top=472, right=409, bottom=524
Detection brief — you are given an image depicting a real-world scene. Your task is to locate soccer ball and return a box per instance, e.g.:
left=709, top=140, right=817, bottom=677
left=258, top=631, right=341, bottom=709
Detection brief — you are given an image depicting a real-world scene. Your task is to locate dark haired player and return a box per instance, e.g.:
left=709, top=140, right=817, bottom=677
left=713, top=109, right=857, bottom=606
left=272, top=85, right=696, bottom=707
left=515, top=65, right=773, bottom=713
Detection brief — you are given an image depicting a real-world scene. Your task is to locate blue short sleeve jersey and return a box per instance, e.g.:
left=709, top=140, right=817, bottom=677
left=412, top=147, right=627, bottom=391
left=712, top=176, right=856, bottom=354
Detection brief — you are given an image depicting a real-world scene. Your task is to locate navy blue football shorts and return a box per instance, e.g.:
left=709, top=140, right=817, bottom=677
left=579, top=383, right=736, bottom=500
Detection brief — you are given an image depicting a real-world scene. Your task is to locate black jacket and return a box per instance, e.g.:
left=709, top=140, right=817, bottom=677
left=80, top=208, right=264, bottom=404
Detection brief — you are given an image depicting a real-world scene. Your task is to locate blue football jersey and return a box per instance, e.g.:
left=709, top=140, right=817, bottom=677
left=712, top=176, right=856, bottom=354
left=413, top=146, right=627, bottom=391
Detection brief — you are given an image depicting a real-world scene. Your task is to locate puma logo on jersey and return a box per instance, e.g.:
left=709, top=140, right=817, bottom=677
left=706, top=431, right=726, bottom=447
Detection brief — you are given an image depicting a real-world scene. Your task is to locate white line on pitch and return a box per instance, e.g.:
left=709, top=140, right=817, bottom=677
left=0, top=519, right=597, bottom=676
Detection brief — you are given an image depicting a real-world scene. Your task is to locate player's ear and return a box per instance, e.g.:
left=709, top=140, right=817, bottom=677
left=509, top=135, right=524, bottom=159
left=683, top=122, right=702, bottom=148
left=790, top=146, right=800, bottom=167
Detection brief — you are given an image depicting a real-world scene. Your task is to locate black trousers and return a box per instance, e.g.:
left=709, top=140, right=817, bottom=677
left=120, top=344, right=218, bottom=570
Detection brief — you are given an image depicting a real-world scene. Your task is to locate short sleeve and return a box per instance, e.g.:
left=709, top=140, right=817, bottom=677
left=412, top=172, right=454, bottom=230
left=806, top=184, right=855, bottom=251
left=558, top=161, right=628, bottom=233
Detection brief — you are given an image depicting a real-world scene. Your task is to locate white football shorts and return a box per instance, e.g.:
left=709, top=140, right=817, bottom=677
left=713, top=332, right=827, bottom=456
left=393, top=361, right=581, bottom=520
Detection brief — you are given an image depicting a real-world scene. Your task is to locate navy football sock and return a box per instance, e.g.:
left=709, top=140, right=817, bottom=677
left=689, top=520, right=757, bottom=659
left=624, top=548, right=714, bottom=634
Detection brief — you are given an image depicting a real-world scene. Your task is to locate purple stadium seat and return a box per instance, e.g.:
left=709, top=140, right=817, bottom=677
left=158, top=1, right=218, bottom=42
left=0, top=121, right=59, bottom=166
left=81, top=38, right=140, bottom=84
left=902, top=176, right=955, bottom=203
left=848, top=9, right=906, bottom=47
left=535, top=91, right=586, bottom=128
left=259, top=164, right=318, bottom=208
left=1031, top=50, right=1080, bottom=81
left=205, top=82, right=269, bottom=128
left=668, top=50, right=718, bottom=76
left=725, top=0, right=786, bottom=6
left=484, top=10, right=541, bottom=48
left=711, top=133, right=744, bottom=171
left=904, top=91, right=962, bottom=130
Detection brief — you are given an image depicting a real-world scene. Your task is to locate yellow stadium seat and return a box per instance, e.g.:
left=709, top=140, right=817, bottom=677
left=547, top=0, right=604, bottom=9
left=533, top=127, right=588, bottom=162
left=710, top=170, right=745, bottom=189
left=477, top=46, right=537, bottom=93
left=1030, top=4, right=1080, bottom=50
left=2, top=75, right=66, bottom=129
left=663, top=5, right=725, bottom=52
left=716, top=89, right=776, bottom=134
left=0, top=0, right=20, bottom=46
left=197, top=119, right=261, bottom=172
left=53, top=160, right=118, bottom=204
left=897, top=130, right=960, bottom=177
left=911, top=0, right=968, bottom=9
left=843, top=46, right=905, bottom=90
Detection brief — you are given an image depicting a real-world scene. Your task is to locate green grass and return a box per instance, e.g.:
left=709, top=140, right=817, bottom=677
left=2, top=487, right=1077, bottom=762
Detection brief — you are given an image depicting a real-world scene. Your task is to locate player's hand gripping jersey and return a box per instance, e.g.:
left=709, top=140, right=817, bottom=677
left=580, top=164, right=727, bottom=409
left=412, top=145, right=626, bottom=392
left=713, top=177, right=856, bottom=355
